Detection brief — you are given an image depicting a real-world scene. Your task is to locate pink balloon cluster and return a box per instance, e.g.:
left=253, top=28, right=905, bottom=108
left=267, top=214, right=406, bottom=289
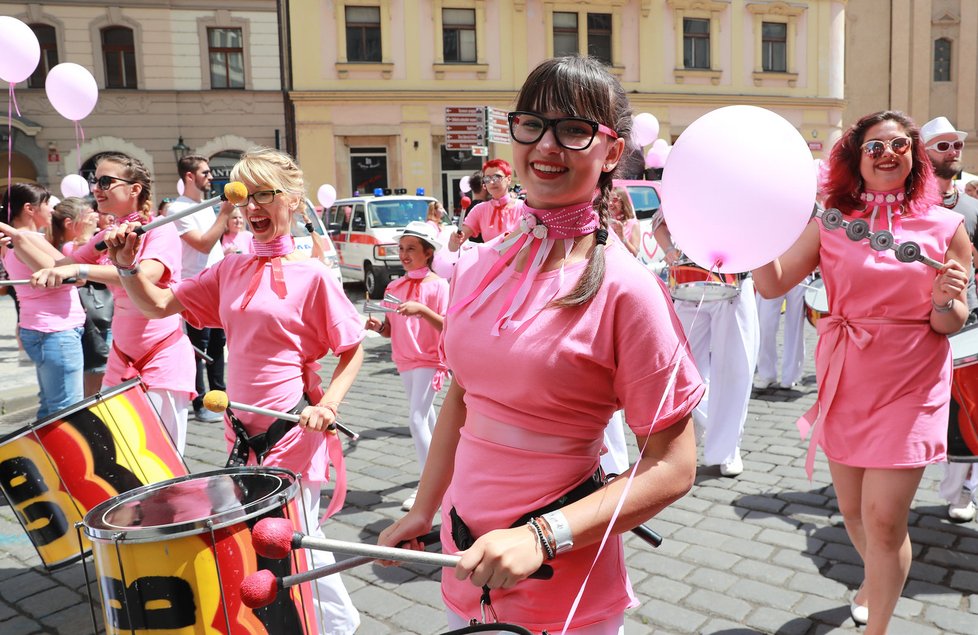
left=661, top=105, right=816, bottom=273
left=645, top=139, right=671, bottom=169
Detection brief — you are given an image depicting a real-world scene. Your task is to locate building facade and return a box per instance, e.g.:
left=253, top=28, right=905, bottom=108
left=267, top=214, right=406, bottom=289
left=844, top=0, right=977, bottom=173
left=283, top=0, right=846, bottom=210
left=1, top=0, right=285, bottom=200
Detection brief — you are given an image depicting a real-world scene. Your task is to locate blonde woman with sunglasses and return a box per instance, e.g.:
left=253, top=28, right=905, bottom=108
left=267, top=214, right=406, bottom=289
left=754, top=111, right=971, bottom=633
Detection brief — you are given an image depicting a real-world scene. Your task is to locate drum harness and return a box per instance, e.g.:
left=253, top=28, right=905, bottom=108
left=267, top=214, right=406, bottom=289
left=225, top=395, right=310, bottom=467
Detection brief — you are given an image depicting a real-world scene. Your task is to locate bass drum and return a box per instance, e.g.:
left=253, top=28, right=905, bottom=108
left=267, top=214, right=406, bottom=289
left=948, top=326, right=978, bottom=462
left=804, top=277, right=830, bottom=327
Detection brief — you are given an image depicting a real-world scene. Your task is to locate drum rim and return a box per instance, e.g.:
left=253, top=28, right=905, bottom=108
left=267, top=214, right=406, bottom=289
left=670, top=281, right=741, bottom=302
left=0, top=377, right=146, bottom=446
left=82, top=466, right=299, bottom=542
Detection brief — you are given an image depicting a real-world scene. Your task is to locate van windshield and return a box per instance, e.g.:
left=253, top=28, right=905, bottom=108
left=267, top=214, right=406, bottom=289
left=368, top=200, right=430, bottom=228
left=625, top=185, right=661, bottom=220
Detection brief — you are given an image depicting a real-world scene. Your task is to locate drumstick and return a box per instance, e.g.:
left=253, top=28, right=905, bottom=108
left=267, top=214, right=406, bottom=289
left=191, top=345, right=214, bottom=365
left=93, top=181, right=249, bottom=251
left=0, top=277, right=78, bottom=286
left=250, top=517, right=553, bottom=577
left=202, top=390, right=359, bottom=441
left=240, top=529, right=442, bottom=609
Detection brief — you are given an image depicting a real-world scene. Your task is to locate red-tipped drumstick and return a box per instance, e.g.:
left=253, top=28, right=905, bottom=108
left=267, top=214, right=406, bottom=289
left=240, top=529, right=442, bottom=609
left=202, top=390, right=359, bottom=441
left=93, top=181, right=249, bottom=251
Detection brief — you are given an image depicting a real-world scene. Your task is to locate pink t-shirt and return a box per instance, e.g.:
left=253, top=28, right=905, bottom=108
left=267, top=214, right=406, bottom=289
left=2, top=238, right=85, bottom=333
left=174, top=255, right=365, bottom=480
left=73, top=225, right=195, bottom=395
left=440, top=239, right=704, bottom=630
left=385, top=274, right=449, bottom=372
left=221, top=230, right=254, bottom=255
left=463, top=198, right=520, bottom=241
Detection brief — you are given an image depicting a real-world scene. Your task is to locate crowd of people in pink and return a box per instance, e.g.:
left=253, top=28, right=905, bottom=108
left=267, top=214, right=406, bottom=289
left=2, top=53, right=978, bottom=635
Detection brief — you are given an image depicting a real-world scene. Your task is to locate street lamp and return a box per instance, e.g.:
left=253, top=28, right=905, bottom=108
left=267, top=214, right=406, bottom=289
left=172, top=136, right=190, bottom=162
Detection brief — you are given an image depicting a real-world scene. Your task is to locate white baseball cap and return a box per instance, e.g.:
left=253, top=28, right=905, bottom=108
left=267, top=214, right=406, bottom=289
left=398, top=220, right=443, bottom=251
left=920, top=116, right=967, bottom=145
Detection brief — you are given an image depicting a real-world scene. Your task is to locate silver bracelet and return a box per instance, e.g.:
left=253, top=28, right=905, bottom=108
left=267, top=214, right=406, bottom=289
left=541, top=510, right=574, bottom=555
left=76, top=264, right=89, bottom=280
left=116, top=263, right=140, bottom=278
left=932, top=297, right=954, bottom=313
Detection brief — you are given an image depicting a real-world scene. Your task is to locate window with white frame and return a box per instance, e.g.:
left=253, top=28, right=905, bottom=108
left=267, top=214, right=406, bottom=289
left=587, top=13, right=612, bottom=65
left=443, top=8, right=476, bottom=63
left=208, top=28, right=245, bottom=89
left=553, top=11, right=578, bottom=57
left=346, top=6, right=382, bottom=62
left=101, top=26, right=137, bottom=89
left=761, top=22, right=787, bottom=72
left=683, top=18, right=710, bottom=69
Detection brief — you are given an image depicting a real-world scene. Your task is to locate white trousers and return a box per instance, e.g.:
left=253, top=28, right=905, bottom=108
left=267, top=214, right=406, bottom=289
left=446, top=609, right=624, bottom=634
left=400, top=367, right=439, bottom=475
left=146, top=388, right=190, bottom=455
left=938, top=462, right=978, bottom=503
left=300, top=481, right=361, bottom=634
left=675, top=279, right=760, bottom=466
left=601, top=411, right=630, bottom=476
left=755, top=282, right=806, bottom=386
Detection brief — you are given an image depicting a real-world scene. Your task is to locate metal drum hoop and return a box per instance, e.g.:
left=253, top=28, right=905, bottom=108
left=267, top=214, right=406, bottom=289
left=83, top=466, right=300, bottom=543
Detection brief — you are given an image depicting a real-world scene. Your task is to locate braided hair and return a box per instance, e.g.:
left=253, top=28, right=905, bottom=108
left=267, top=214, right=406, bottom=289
left=95, top=152, right=154, bottom=216
left=514, top=55, right=632, bottom=307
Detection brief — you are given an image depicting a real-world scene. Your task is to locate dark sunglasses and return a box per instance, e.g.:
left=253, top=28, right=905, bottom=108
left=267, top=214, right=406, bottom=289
left=508, top=111, right=618, bottom=151
left=88, top=174, right=138, bottom=190
left=926, top=140, right=964, bottom=153
left=861, top=137, right=912, bottom=160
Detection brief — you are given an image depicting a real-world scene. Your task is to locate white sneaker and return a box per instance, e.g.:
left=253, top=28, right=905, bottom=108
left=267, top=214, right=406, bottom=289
left=401, top=489, right=418, bottom=511
left=948, top=491, right=976, bottom=523
left=720, top=450, right=744, bottom=477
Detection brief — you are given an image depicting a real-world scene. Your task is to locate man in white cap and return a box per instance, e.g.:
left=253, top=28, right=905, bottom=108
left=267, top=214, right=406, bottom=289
left=921, top=115, right=978, bottom=522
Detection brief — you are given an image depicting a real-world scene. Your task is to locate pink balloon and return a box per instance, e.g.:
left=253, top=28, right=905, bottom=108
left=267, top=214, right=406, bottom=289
left=61, top=174, right=89, bottom=199
left=176, top=179, right=185, bottom=196
left=45, top=63, right=98, bottom=121
left=651, top=138, right=669, bottom=152
left=459, top=176, right=471, bottom=194
left=661, top=105, right=815, bottom=273
left=317, top=184, right=337, bottom=208
left=632, top=113, right=660, bottom=147
left=0, top=17, right=40, bottom=83
left=645, top=147, right=665, bottom=169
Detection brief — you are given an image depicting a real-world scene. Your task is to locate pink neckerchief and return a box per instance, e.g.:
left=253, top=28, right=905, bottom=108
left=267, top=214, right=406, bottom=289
left=115, top=211, right=142, bottom=226
left=402, top=267, right=430, bottom=300
left=448, top=200, right=600, bottom=335
left=488, top=194, right=513, bottom=230
left=240, top=235, right=295, bottom=309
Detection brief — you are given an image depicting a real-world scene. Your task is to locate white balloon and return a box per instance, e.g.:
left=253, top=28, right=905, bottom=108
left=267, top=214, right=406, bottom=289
left=60, top=174, right=89, bottom=198
left=176, top=179, right=185, bottom=196
left=317, top=183, right=337, bottom=208
left=459, top=176, right=471, bottom=194
left=48, top=195, right=61, bottom=207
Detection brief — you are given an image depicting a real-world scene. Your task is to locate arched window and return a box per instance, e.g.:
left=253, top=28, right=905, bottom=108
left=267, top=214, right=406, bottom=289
left=934, top=38, right=952, bottom=82
left=28, top=24, right=58, bottom=88
left=101, top=26, right=137, bottom=88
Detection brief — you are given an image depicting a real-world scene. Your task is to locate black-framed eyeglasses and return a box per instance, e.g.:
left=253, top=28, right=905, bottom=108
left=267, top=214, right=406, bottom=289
left=234, top=189, right=283, bottom=208
left=89, top=175, right=137, bottom=191
left=508, top=111, right=619, bottom=150
left=861, top=137, right=912, bottom=159
left=482, top=175, right=506, bottom=184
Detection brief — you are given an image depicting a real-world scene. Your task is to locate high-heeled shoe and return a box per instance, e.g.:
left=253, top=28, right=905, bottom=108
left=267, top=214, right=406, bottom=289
left=850, top=586, right=869, bottom=626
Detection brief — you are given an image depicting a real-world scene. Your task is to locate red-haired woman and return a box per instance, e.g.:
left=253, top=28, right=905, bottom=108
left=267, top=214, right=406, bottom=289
left=754, top=111, right=970, bottom=634
left=449, top=159, right=520, bottom=251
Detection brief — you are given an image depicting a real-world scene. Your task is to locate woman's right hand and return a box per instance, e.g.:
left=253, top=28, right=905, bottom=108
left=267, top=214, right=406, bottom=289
left=664, top=247, right=682, bottom=265
left=365, top=316, right=384, bottom=332
left=31, top=265, right=76, bottom=288
left=448, top=231, right=464, bottom=252
left=377, top=511, right=435, bottom=563
left=77, top=211, right=99, bottom=241
left=102, top=222, right=142, bottom=268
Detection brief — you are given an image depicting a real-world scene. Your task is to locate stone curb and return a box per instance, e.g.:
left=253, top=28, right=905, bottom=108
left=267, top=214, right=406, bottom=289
left=0, top=385, right=38, bottom=419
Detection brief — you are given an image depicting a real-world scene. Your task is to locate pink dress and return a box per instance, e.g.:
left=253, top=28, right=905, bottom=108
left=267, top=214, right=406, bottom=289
left=463, top=198, right=520, bottom=241
left=799, top=205, right=961, bottom=475
left=73, top=225, right=195, bottom=396
left=173, top=255, right=365, bottom=481
left=385, top=274, right=449, bottom=373
left=441, top=240, right=704, bottom=631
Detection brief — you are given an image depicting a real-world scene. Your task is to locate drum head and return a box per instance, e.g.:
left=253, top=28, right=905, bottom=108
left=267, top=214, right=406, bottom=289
left=671, top=282, right=740, bottom=302
left=950, top=324, right=978, bottom=368
left=804, top=279, right=829, bottom=313
left=84, top=467, right=298, bottom=542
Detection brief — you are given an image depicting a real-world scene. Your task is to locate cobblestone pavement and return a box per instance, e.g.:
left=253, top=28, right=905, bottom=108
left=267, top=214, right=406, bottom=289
left=0, top=291, right=976, bottom=634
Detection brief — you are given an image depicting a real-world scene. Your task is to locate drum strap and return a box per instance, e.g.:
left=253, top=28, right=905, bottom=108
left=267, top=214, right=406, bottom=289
left=225, top=395, right=309, bottom=468
left=113, top=329, right=184, bottom=380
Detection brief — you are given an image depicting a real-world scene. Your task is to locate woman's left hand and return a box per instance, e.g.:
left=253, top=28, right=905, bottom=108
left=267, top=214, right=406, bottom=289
left=933, top=258, right=968, bottom=305
left=397, top=301, right=425, bottom=317
left=455, top=525, right=545, bottom=589
left=298, top=404, right=338, bottom=433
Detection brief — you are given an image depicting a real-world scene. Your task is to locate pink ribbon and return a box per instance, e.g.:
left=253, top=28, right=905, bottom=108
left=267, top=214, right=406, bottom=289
left=797, top=314, right=927, bottom=478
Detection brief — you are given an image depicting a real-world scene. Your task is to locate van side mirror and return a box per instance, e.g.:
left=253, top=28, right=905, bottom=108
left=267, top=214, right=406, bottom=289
left=328, top=222, right=342, bottom=235
left=352, top=219, right=366, bottom=232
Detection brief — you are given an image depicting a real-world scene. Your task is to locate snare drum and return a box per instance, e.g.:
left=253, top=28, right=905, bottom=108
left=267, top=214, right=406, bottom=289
left=948, top=326, right=978, bottom=462
left=83, top=467, right=317, bottom=635
left=667, top=258, right=740, bottom=302
left=804, top=278, right=830, bottom=327
left=0, top=378, right=187, bottom=569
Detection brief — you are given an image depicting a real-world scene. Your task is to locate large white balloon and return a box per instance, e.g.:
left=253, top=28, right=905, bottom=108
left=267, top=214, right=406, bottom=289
left=317, top=184, right=337, bottom=208
left=0, top=17, right=41, bottom=84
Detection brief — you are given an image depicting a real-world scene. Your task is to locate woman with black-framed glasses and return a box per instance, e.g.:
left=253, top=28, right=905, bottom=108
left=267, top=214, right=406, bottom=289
left=448, top=158, right=519, bottom=252
left=380, top=56, right=702, bottom=634
left=754, top=111, right=971, bottom=632
left=15, top=152, right=196, bottom=455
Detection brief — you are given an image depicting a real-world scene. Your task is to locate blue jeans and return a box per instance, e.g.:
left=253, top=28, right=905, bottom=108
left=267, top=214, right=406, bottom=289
left=21, top=327, right=84, bottom=419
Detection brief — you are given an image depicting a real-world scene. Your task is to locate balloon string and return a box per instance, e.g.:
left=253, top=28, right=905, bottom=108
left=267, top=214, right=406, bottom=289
left=74, top=121, right=85, bottom=172
left=6, top=83, right=14, bottom=223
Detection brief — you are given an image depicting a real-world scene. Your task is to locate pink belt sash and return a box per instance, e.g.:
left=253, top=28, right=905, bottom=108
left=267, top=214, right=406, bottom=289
left=466, top=411, right=605, bottom=458
left=797, top=314, right=928, bottom=478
